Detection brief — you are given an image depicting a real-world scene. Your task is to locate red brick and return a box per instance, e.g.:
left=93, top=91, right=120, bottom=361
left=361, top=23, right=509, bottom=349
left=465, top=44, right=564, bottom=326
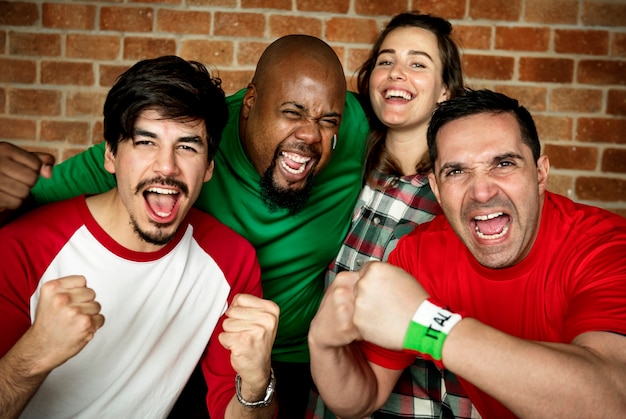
left=100, top=65, right=131, bottom=88
left=42, top=3, right=96, bottom=30
left=92, top=122, right=104, bottom=145
left=495, top=27, right=549, bottom=52
left=554, top=29, right=609, bottom=55
left=0, top=117, right=36, bottom=140
left=9, top=32, right=61, bottom=56
left=180, top=40, right=235, bottom=67
left=9, top=89, right=61, bottom=116
left=524, top=0, right=579, bottom=24
left=347, top=47, right=370, bottom=75
left=607, top=89, right=626, bottom=116
left=454, top=25, right=492, bottom=50
left=0, top=1, right=38, bottom=26
left=242, top=0, right=290, bottom=9
left=269, top=15, right=322, bottom=38
left=123, top=37, right=177, bottom=60
left=550, top=88, right=603, bottom=113
left=0, top=87, right=5, bottom=113
left=602, top=148, right=626, bottom=173
left=214, top=12, right=265, bottom=37
left=519, top=57, right=574, bottom=83
left=0, top=31, right=5, bottom=54
left=406, top=0, right=466, bottom=19
left=613, top=33, right=626, bottom=58
left=100, top=7, right=154, bottom=32
left=189, top=0, right=236, bottom=6
left=582, top=1, right=626, bottom=27
left=533, top=115, right=573, bottom=141
left=325, top=17, right=379, bottom=43
left=66, top=92, right=107, bottom=117
left=546, top=173, right=574, bottom=197
left=576, top=176, right=626, bottom=202
left=42, top=61, right=94, bottom=86
left=297, top=0, right=349, bottom=13
left=0, top=58, right=36, bottom=83
left=469, top=0, right=522, bottom=21
left=237, top=41, right=269, bottom=66
left=217, top=70, right=255, bottom=95
left=578, top=117, right=626, bottom=144
left=41, top=120, right=91, bottom=144
left=495, top=85, right=547, bottom=112
left=462, top=55, right=515, bottom=80
left=578, top=60, right=626, bottom=86
left=67, top=34, right=121, bottom=60
left=131, top=0, right=180, bottom=4
left=543, top=144, right=597, bottom=170
left=354, top=0, right=410, bottom=17
left=157, top=9, right=211, bottom=34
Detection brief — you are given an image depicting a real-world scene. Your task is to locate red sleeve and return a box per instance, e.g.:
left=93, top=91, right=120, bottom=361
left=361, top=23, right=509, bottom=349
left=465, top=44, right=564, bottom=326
left=192, top=214, right=263, bottom=417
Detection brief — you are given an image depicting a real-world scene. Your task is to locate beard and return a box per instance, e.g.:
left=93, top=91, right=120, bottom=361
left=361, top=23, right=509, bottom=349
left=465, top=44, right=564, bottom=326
left=260, top=159, right=315, bottom=215
left=130, top=216, right=176, bottom=246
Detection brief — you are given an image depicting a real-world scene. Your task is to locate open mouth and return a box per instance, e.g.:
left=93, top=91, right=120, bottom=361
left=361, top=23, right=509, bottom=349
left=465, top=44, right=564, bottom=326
left=144, top=187, right=180, bottom=219
left=280, top=151, right=312, bottom=176
left=384, top=89, right=413, bottom=101
left=472, top=212, right=510, bottom=240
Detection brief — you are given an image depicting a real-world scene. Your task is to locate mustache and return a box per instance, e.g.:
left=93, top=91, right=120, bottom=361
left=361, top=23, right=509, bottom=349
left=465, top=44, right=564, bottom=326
left=135, top=177, right=189, bottom=196
left=276, top=141, right=321, bottom=160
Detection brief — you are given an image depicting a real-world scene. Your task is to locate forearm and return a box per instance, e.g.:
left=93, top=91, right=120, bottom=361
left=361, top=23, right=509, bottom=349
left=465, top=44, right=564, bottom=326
left=443, top=319, right=626, bottom=417
left=224, top=396, right=276, bottom=418
left=309, top=341, right=381, bottom=418
left=0, top=331, right=51, bottom=418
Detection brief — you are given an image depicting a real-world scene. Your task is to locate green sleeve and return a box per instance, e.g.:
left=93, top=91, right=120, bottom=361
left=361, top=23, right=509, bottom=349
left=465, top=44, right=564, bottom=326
left=31, top=141, right=116, bottom=205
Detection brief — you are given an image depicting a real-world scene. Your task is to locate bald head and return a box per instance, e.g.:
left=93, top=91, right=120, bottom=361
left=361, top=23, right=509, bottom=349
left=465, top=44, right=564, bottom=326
left=252, top=34, right=346, bottom=94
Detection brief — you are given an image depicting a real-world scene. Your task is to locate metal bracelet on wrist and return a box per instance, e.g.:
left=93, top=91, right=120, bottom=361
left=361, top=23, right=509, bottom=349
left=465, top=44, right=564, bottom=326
left=235, top=367, right=276, bottom=408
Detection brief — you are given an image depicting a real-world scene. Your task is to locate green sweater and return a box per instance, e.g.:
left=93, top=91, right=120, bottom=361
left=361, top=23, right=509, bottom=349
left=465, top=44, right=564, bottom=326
left=32, top=89, right=369, bottom=362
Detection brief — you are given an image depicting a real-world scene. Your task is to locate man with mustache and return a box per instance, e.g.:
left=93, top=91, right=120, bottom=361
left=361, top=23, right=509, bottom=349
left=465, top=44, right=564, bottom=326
left=0, top=56, right=278, bottom=418
left=0, top=35, right=369, bottom=417
left=309, top=89, right=626, bottom=418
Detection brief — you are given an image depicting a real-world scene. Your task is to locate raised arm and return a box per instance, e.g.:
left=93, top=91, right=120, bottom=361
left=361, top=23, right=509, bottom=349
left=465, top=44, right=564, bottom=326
left=0, top=276, right=105, bottom=418
left=351, top=261, right=626, bottom=417
left=308, top=271, right=405, bottom=418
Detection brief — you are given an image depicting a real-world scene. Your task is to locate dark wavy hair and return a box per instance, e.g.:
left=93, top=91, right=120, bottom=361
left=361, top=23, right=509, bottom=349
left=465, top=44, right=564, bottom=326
left=357, top=12, right=465, bottom=184
left=427, top=88, right=541, bottom=166
left=103, top=55, right=228, bottom=163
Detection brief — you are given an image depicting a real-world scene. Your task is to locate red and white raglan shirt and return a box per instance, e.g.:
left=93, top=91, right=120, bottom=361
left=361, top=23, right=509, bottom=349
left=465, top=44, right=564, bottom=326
left=0, top=195, right=261, bottom=418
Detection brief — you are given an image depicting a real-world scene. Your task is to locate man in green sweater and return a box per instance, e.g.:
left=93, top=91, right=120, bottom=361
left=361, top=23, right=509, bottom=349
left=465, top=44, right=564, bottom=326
left=0, top=35, right=368, bottom=417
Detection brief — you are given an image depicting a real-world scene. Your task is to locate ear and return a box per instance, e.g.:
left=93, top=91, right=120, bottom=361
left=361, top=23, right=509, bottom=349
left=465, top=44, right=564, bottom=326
left=428, top=171, right=442, bottom=205
left=203, top=160, right=214, bottom=183
left=536, top=155, right=550, bottom=196
left=241, top=83, right=257, bottom=119
left=437, top=85, right=450, bottom=104
left=103, top=142, right=116, bottom=175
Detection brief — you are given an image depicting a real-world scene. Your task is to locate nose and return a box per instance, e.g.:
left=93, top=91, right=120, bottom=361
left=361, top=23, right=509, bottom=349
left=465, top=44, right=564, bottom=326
left=153, top=147, right=180, bottom=176
left=388, top=64, right=406, bottom=80
left=294, top=121, right=322, bottom=145
left=469, top=171, right=498, bottom=203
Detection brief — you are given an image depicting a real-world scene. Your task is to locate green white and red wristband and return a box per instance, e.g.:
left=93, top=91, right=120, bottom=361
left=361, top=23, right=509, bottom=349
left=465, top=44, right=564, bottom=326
left=402, top=298, right=463, bottom=368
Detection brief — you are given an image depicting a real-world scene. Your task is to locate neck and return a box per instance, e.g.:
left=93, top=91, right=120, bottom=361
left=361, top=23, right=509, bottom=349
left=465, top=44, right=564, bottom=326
left=385, top=126, right=428, bottom=176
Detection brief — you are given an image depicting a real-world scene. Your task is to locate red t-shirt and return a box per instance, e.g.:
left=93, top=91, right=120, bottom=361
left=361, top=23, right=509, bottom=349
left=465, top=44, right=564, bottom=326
left=362, top=192, right=626, bottom=418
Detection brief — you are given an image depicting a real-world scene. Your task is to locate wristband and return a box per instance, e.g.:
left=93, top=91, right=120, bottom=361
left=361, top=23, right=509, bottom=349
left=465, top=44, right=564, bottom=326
left=403, top=299, right=462, bottom=368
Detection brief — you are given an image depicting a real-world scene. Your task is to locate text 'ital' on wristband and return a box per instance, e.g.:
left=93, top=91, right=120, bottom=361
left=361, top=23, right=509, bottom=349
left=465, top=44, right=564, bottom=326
left=403, top=299, right=462, bottom=368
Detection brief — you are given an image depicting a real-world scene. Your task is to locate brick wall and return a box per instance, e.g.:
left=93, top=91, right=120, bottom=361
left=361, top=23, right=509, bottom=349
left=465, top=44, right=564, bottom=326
left=1, top=0, right=625, bottom=215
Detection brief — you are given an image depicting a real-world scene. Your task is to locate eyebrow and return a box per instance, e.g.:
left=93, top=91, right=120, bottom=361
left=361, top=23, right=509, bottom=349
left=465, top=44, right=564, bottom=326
left=132, top=128, right=205, bottom=145
left=377, top=48, right=434, bottom=63
left=437, top=152, right=525, bottom=177
left=281, top=102, right=342, bottom=119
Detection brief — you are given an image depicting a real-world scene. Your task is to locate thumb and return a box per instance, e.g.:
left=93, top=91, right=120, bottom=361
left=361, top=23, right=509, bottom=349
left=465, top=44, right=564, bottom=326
left=34, top=152, right=55, bottom=178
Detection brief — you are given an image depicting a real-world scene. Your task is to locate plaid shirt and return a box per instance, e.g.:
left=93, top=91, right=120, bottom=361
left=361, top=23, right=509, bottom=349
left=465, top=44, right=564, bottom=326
left=310, top=170, right=480, bottom=419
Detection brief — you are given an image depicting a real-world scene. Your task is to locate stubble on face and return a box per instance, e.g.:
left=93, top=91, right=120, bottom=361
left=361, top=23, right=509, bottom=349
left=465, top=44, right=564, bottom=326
left=260, top=155, right=315, bottom=215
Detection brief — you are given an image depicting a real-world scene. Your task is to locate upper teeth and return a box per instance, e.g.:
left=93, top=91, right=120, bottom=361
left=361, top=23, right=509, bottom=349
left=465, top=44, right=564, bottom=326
left=282, top=152, right=310, bottom=163
left=147, top=187, right=177, bottom=195
left=385, top=89, right=413, bottom=100
left=474, top=212, right=503, bottom=221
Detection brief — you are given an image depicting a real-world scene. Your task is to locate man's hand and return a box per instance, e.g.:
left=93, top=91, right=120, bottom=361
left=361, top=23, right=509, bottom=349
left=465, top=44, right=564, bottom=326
left=352, top=262, right=429, bottom=351
left=0, top=142, right=55, bottom=211
left=309, top=271, right=362, bottom=350
left=218, top=294, right=279, bottom=402
left=28, top=275, right=105, bottom=374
